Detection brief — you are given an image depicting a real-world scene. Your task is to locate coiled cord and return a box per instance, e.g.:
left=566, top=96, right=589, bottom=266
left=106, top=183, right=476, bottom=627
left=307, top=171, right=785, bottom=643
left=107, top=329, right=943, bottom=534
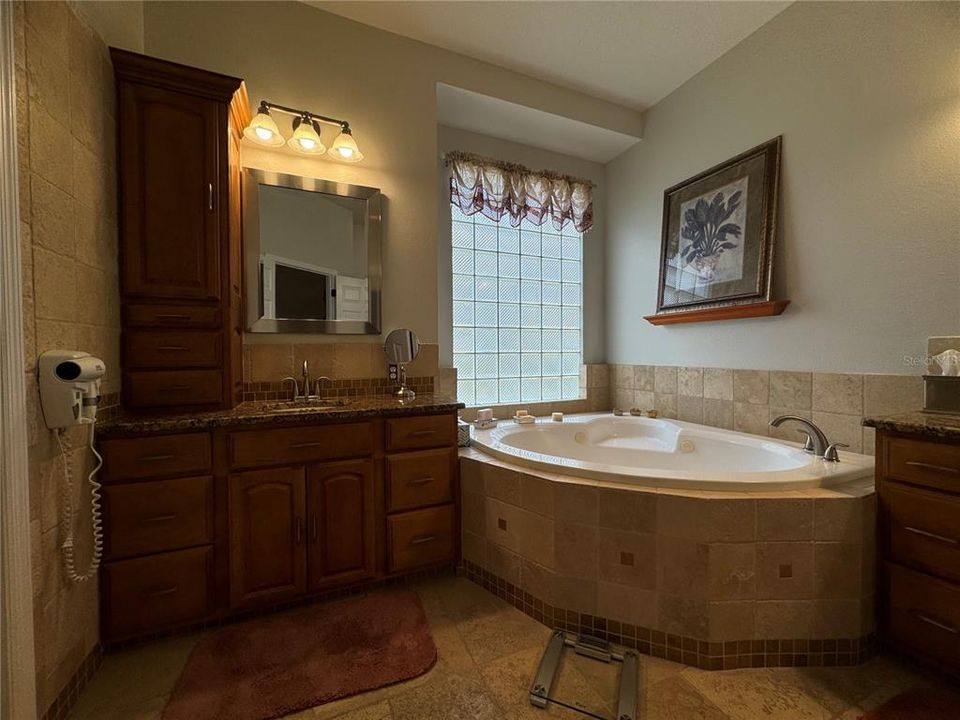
left=55, top=423, right=104, bottom=582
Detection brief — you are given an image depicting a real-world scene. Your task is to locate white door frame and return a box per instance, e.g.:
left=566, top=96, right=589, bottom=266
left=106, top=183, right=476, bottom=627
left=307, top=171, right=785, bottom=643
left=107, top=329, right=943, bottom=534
left=0, top=1, right=39, bottom=717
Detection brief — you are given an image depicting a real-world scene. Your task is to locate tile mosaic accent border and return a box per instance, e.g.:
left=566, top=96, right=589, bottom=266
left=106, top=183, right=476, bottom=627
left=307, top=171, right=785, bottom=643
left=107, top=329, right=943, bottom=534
left=241, top=376, right=435, bottom=402
left=39, top=644, right=103, bottom=720
left=462, top=559, right=877, bottom=670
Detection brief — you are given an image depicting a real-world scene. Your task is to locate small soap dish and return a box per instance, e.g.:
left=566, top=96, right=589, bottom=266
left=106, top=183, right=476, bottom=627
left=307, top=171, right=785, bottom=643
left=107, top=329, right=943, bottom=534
left=513, top=414, right=535, bottom=424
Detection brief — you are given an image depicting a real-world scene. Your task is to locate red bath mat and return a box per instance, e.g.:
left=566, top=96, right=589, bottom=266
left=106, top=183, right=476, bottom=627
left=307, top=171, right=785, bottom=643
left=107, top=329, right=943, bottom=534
left=859, top=687, right=960, bottom=720
left=163, top=591, right=437, bottom=720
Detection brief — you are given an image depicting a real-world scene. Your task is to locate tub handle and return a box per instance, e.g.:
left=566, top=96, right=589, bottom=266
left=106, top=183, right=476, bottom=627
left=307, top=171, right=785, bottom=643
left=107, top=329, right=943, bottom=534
left=904, top=526, right=958, bottom=545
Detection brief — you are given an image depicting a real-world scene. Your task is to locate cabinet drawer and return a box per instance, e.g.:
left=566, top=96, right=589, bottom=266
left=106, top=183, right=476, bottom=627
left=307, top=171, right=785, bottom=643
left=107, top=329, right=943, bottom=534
left=386, top=449, right=455, bottom=512
left=387, top=505, right=456, bottom=573
left=125, top=369, right=223, bottom=408
left=385, top=414, right=456, bottom=452
left=125, top=330, right=222, bottom=369
left=882, top=480, right=960, bottom=583
left=104, top=476, right=213, bottom=559
left=886, top=436, right=960, bottom=492
left=886, top=562, right=960, bottom=671
left=103, top=546, right=213, bottom=639
left=125, top=303, right=221, bottom=328
left=228, top=423, right=374, bottom=469
left=102, top=433, right=211, bottom=482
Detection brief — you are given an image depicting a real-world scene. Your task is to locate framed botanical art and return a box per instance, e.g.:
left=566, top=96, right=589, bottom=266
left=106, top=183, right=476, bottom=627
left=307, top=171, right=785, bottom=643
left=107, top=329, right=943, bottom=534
left=649, top=136, right=784, bottom=324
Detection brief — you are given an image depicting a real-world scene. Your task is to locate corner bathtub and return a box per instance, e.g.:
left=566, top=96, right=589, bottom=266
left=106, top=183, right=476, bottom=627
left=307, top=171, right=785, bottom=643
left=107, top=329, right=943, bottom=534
left=470, top=413, right=874, bottom=491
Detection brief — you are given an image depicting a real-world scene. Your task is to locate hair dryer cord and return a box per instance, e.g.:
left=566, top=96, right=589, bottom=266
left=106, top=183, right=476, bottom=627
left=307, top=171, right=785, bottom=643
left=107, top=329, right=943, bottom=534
left=56, top=424, right=104, bottom=582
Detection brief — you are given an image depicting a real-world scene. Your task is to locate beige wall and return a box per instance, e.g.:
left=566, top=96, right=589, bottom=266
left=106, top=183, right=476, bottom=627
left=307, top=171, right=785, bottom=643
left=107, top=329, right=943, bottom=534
left=606, top=1, right=960, bottom=374
left=437, top=125, right=607, bottom=366
left=141, top=1, right=638, bottom=349
left=14, top=0, right=124, bottom=714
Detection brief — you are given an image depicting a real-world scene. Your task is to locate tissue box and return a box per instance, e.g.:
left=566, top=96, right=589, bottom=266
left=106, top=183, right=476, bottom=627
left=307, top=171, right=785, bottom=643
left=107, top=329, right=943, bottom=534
left=457, top=419, right=471, bottom=447
left=924, top=375, right=960, bottom=414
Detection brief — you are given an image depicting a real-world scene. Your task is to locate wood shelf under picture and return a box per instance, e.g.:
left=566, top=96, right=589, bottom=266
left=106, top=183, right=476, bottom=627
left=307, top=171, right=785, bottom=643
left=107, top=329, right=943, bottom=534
left=644, top=299, right=790, bottom=326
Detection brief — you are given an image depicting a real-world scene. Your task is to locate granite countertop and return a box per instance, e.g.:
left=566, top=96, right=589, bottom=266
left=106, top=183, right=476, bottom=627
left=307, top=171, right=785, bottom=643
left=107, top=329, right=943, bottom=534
left=97, top=394, right=465, bottom=437
left=862, top=411, right=960, bottom=440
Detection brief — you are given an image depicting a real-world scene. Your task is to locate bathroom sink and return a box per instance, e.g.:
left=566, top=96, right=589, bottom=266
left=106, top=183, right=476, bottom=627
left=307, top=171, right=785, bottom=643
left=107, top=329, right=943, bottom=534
left=255, top=399, right=351, bottom=413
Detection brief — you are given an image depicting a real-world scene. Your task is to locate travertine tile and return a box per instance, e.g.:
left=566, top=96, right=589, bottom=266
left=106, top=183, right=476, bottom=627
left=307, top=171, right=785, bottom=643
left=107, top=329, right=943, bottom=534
left=757, top=498, right=813, bottom=541
left=862, top=427, right=876, bottom=456
left=333, top=343, right=376, bottom=379
left=658, top=595, right=708, bottom=638
left=654, top=392, right=677, bottom=418
left=862, top=374, right=923, bottom=416
left=707, top=600, right=756, bottom=642
left=597, top=487, right=657, bottom=532
left=812, top=373, right=863, bottom=415
left=461, top=491, right=485, bottom=536
left=612, top=364, right=635, bottom=389
left=554, top=521, right=597, bottom=579
left=635, top=365, right=655, bottom=391
left=769, top=371, right=812, bottom=410
left=248, top=343, right=294, bottom=382
left=519, top=559, right=555, bottom=606
left=733, top=369, right=769, bottom=405
left=519, top=474, right=553, bottom=517
left=813, top=542, right=862, bottom=599
left=26, top=25, right=69, bottom=116
left=553, top=483, right=598, bottom=524
left=517, top=509, right=554, bottom=568
left=677, top=395, right=703, bottom=423
left=29, top=102, right=73, bottom=194
left=657, top=536, right=709, bottom=596
left=597, top=528, right=656, bottom=588
left=654, top=366, right=678, bottom=394
left=485, top=541, right=521, bottom=586
left=33, top=247, right=76, bottom=321
left=633, top=389, right=655, bottom=411
left=677, top=367, right=703, bottom=397
left=585, top=363, right=609, bottom=389
left=643, top=677, right=729, bottom=720
left=813, top=497, right=863, bottom=542
left=707, top=543, right=756, bottom=600
left=703, top=368, right=733, bottom=401
left=701, top=399, right=733, bottom=429
left=812, top=599, right=861, bottom=638
left=597, top=582, right=658, bottom=629
left=554, top=575, right=597, bottom=615
left=659, top=495, right=756, bottom=543
left=460, top=459, right=483, bottom=494
left=683, top=665, right=835, bottom=719
left=755, top=599, right=815, bottom=638
left=733, top=402, right=768, bottom=436
left=294, top=344, right=335, bottom=378
left=613, top=387, right=633, bottom=410
left=25, top=0, right=70, bottom=60
left=810, top=411, right=863, bottom=453
left=756, top=542, right=814, bottom=600
left=483, top=465, right=521, bottom=505
left=461, top=530, right=485, bottom=566
left=484, top=498, right=522, bottom=553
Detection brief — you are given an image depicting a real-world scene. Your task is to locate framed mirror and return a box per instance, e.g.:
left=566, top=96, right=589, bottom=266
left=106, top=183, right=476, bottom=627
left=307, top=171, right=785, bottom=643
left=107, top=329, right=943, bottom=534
left=242, top=168, right=382, bottom=334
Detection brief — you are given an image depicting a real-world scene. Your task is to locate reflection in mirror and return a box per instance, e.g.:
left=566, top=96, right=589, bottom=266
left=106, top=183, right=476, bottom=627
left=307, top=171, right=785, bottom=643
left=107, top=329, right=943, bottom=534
left=384, top=328, right=422, bottom=364
left=384, top=329, right=421, bottom=402
left=243, top=169, right=382, bottom=334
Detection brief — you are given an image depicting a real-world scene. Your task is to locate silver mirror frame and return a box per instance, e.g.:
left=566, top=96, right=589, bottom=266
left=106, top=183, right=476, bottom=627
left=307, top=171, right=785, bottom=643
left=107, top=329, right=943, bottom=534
left=242, top=168, right=382, bottom=335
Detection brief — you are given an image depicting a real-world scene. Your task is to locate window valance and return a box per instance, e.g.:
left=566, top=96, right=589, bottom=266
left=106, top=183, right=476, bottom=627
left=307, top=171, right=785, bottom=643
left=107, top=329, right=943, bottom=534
left=445, top=151, right=594, bottom=233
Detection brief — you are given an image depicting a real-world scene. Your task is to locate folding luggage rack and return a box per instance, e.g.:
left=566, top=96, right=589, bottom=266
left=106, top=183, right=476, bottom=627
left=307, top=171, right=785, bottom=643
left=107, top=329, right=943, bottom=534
left=529, top=630, right=639, bottom=720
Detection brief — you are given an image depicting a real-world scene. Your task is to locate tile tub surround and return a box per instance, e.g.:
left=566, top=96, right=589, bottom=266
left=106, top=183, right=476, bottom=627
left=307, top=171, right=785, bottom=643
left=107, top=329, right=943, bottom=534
left=610, top=365, right=924, bottom=456
left=459, top=451, right=878, bottom=670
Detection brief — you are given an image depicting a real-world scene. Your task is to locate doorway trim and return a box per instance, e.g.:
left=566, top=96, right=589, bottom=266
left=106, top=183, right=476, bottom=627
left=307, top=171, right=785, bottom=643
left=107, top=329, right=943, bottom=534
left=0, top=1, right=39, bottom=717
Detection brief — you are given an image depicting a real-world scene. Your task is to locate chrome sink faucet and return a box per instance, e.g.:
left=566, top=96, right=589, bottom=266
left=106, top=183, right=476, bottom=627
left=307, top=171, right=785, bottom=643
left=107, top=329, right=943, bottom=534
left=769, top=415, right=848, bottom=461
left=281, top=362, right=332, bottom=402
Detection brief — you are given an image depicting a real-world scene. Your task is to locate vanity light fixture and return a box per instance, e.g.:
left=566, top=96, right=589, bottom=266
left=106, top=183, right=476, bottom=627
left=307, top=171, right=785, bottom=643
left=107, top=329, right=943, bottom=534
left=244, top=101, right=364, bottom=162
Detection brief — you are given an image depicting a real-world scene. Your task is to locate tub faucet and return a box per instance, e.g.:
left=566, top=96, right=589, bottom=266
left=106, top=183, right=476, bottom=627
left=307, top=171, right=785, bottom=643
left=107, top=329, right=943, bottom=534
left=769, top=415, right=832, bottom=459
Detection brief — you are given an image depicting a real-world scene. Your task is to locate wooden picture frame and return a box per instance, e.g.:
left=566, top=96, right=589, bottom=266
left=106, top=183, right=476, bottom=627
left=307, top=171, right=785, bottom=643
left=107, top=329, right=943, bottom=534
left=648, top=136, right=783, bottom=323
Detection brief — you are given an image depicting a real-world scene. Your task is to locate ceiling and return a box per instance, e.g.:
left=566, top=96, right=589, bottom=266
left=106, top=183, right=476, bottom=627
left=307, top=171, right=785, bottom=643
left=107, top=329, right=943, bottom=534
left=309, top=1, right=791, bottom=110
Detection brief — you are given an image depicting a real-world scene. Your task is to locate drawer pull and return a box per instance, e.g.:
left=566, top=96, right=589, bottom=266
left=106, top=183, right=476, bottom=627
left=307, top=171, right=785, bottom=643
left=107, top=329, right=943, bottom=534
left=155, top=314, right=190, bottom=321
left=904, top=526, right=958, bottom=545
left=157, top=346, right=190, bottom=352
left=141, top=513, right=177, bottom=524
left=409, top=430, right=437, bottom=438
left=290, top=442, right=326, bottom=450
left=914, top=612, right=958, bottom=634
left=294, top=517, right=304, bottom=545
left=140, top=454, right=176, bottom=462
left=311, top=515, right=318, bottom=542
left=408, top=476, right=434, bottom=486
left=904, top=461, right=959, bottom=475
left=410, top=535, right=436, bottom=546
left=145, top=586, right=178, bottom=598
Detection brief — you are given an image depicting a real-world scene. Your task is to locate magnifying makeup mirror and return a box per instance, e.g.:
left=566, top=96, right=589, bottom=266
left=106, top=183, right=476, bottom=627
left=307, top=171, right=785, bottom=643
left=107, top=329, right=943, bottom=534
left=384, top=328, right=421, bottom=401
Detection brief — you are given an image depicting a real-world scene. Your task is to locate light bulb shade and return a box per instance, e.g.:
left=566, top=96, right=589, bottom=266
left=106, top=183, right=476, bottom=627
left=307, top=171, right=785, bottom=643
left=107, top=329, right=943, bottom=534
left=328, top=129, right=364, bottom=162
left=243, top=108, right=284, bottom=146
left=287, top=117, right=325, bottom=154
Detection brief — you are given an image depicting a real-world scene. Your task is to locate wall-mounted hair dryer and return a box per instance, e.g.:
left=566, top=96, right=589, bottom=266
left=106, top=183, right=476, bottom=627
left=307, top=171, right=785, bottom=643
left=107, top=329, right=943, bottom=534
left=39, top=350, right=105, bottom=428
left=38, top=350, right=106, bottom=582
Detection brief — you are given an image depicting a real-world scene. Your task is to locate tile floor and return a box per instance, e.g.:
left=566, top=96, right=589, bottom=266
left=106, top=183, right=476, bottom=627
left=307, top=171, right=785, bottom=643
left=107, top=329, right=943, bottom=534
left=68, top=574, right=940, bottom=720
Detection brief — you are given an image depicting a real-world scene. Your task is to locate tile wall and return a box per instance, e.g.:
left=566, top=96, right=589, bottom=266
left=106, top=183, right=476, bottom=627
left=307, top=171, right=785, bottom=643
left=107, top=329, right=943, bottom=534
left=13, top=0, right=119, bottom=716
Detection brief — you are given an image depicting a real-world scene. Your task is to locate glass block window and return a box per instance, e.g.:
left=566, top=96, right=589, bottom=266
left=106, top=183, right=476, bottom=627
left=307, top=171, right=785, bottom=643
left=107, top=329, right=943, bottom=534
left=452, top=210, right=583, bottom=406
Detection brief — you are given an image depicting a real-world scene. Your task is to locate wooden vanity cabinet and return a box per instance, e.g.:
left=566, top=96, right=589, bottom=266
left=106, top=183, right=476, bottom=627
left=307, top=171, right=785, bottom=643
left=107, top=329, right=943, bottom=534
left=99, top=411, right=459, bottom=642
left=112, top=49, right=248, bottom=412
left=877, top=430, right=960, bottom=676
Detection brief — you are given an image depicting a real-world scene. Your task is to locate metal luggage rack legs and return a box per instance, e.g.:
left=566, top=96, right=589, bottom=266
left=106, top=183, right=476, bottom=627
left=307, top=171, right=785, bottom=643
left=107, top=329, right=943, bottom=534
left=529, top=630, right=639, bottom=720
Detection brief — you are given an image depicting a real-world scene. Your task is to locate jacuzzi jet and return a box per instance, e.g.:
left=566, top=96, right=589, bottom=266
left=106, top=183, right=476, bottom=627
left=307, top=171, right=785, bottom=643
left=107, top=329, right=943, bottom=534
left=574, top=431, right=587, bottom=444
left=679, top=439, right=695, bottom=453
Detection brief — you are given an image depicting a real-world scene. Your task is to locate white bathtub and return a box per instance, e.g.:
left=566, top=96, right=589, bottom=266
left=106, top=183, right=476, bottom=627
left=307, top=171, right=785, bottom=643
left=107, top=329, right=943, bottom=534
left=470, top=413, right=874, bottom=491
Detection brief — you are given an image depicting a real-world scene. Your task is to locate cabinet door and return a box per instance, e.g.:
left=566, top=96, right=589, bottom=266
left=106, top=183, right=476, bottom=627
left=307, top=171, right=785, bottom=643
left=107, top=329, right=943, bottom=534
left=307, top=460, right=376, bottom=591
left=228, top=467, right=306, bottom=606
left=119, top=81, right=221, bottom=300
